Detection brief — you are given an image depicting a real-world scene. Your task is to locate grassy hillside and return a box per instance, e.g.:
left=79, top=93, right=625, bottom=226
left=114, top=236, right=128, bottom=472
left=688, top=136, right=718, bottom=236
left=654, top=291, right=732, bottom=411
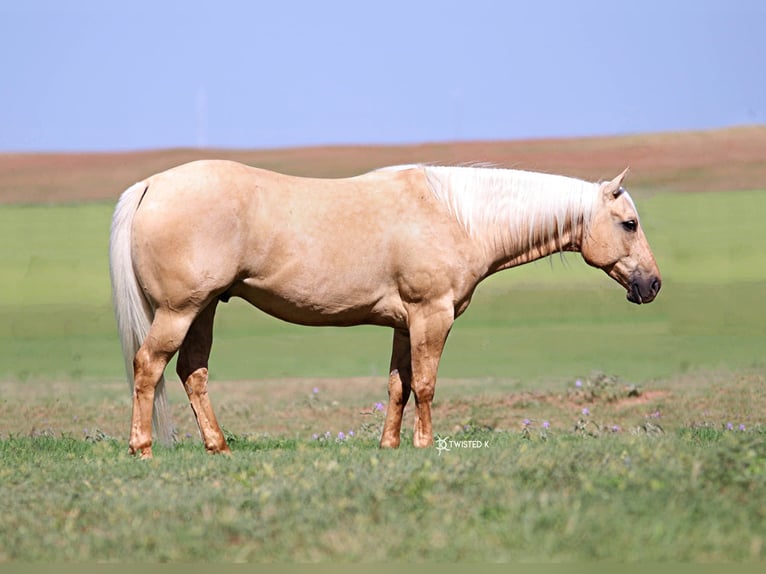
left=1, top=126, right=765, bottom=204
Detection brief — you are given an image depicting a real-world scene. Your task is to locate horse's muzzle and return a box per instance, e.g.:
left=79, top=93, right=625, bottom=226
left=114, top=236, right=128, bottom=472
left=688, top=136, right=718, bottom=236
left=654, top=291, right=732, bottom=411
left=627, top=276, right=661, bottom=305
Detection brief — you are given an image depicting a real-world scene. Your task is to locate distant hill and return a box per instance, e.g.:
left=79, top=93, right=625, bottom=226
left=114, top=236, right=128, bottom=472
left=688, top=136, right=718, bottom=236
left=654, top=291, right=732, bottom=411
left=1, top=126, right=764, bottom=204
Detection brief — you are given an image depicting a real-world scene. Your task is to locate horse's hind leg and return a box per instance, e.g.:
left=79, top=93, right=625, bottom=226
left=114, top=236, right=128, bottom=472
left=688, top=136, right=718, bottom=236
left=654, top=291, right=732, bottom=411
left=380, top=328, right=412, bottom=448
left=130, top=308, right=194, bottom=458
left=176, top=299, right=230, bottom=454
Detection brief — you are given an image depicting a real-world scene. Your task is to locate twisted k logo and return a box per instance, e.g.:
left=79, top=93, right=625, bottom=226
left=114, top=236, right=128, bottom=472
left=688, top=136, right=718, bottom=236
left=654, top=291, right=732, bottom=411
left=435, top=435, right=451, bottom=456
left=434, top=435, right=489, bottom=455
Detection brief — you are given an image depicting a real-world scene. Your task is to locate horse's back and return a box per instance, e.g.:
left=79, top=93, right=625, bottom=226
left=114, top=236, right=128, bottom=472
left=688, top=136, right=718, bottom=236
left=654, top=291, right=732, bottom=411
left=138, top=159, right=449, bottom=247
left=140, top=159, right=428, bottom=220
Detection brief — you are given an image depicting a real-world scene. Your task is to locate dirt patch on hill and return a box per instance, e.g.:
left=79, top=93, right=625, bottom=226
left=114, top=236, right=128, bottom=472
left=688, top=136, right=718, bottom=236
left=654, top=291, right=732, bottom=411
left=1, top=126, right=764, bottom=204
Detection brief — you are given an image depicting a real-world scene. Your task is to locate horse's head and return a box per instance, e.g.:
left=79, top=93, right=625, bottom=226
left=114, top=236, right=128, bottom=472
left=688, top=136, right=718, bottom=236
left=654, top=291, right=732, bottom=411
left=581, top=169, right=661, bottom=304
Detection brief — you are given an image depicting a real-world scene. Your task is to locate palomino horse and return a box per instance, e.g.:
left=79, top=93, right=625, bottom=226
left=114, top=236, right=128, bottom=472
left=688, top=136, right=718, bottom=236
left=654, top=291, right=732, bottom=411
left=110, top=161, right=661, bottom=457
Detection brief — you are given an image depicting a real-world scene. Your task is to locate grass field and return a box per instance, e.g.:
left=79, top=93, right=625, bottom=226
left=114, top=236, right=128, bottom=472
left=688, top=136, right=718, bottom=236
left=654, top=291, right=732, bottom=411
left=1, top=134, right=765, bottom=561
left=1, top=422, right=765, bottom=561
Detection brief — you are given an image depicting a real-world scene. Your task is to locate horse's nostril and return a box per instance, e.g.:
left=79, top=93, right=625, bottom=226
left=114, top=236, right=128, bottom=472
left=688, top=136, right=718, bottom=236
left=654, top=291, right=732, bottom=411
left=651, top=277, right=661, bottom=295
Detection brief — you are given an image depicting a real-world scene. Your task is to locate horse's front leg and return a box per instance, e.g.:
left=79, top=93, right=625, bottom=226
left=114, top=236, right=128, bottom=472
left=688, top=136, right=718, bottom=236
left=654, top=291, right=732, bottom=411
left=407, top=304, right=454, bottom=448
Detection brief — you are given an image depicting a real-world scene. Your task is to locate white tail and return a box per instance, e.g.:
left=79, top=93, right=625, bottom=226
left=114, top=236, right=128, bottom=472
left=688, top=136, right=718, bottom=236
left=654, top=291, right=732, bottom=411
left=109, top=181, right=174, bottom=445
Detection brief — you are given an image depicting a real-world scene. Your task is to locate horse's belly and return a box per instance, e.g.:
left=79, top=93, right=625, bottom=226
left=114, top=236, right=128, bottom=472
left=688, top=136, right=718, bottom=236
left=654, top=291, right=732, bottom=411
left=229, top=277, right=406, bottom=328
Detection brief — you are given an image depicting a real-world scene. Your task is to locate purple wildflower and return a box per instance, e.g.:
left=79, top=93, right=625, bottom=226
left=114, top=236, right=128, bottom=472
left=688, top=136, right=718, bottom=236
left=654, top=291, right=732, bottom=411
left=726, top=422, right=734, bottom=431
left=582, top=407, right=590, bottom=416
left=739, top=424, right=746, bottom=432
left=348, top=430, right=355, bottom=437
left=575, top=379, right=583, bottom=388
left=374, top=402, right=385, bottom=411
left=542, top=421, right=550, bottom=429
left=312, top=387, right=319, bottom=394
left=522, top=418, right=531, bottom=427
left=611, top=425, right=620, bottom=433
left=312, top=433, right=319, bottom=440
left=337, top=431, right=346, bottom=441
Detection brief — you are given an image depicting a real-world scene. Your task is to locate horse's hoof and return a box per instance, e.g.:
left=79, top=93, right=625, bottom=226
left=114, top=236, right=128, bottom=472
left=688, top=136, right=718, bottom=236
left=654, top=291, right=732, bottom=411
left=129, top=444, right=152, bottom=459
left=205, top=442, right=232, bottom=455
left=379, top=436, right=401, bottom=449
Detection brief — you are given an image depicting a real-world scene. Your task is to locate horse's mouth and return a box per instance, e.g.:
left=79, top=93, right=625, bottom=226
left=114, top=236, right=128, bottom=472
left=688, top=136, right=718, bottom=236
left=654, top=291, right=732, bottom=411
left=627, top=283, right=644, bottom=305
left=626, top=277, right=661, bottom=305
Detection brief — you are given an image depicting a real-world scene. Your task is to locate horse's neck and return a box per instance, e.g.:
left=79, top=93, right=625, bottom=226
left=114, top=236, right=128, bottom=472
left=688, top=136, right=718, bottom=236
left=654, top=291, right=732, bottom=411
left=421, top=166, right=596, bottom=277
left=428, top=167, right=595, bottom=277
left=482, top=217, right=585, bottom=275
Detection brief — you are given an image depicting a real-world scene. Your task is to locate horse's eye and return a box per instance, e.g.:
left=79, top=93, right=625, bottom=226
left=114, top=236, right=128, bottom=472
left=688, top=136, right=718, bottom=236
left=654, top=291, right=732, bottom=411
left=622, top=219, right=637, bottom=232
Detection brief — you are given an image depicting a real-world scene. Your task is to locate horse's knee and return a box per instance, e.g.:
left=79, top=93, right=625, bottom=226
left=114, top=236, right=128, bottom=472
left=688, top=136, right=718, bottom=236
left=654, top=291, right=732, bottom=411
left=412, top=380, right=435, bottom=405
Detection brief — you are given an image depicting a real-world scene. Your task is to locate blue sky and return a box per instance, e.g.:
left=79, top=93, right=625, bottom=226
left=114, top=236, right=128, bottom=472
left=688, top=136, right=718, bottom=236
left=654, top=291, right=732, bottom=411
left=1, top=0, right=764, bottom=152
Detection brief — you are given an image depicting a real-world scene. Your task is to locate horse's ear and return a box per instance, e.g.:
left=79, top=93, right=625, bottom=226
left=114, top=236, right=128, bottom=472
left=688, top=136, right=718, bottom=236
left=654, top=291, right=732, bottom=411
left=602, top=167, right=630, bottom=200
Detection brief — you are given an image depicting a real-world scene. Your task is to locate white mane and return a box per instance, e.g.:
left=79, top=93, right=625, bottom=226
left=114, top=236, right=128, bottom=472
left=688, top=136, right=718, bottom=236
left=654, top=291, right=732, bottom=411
left=420, top=165, right=598, bottom=253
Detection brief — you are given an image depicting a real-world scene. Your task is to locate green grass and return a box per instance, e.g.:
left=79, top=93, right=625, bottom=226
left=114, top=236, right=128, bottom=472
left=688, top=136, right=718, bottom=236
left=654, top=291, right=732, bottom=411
left=1, top=425, right=764, bottom=561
